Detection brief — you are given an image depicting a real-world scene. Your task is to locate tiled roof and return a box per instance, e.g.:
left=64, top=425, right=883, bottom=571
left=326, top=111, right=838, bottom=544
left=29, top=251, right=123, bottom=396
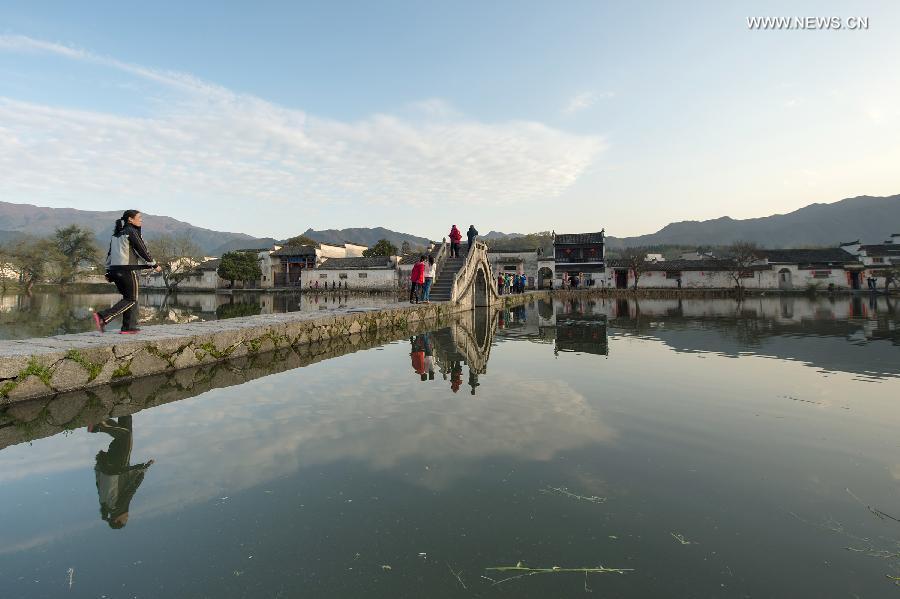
left=756, top=248, right=858, bottom=264
left=197, top=259, right=221, bottom=271
left=487, top=248, right=540, bottom=254
left=607, top=259, right=735, bottom=271
left=860, top=244, right=900, bottom=257
left=272, top=245, right=317, bottom=257
left=555, top=232, right=605, bottom=245
left=317, top=256, right=394, bottom=270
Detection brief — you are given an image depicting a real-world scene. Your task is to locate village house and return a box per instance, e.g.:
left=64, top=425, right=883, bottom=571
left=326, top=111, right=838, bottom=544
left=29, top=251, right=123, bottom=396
left=552, top=231, right=606, bottom=287
left=839, top=235, right=900, bottom=289
left=604, top=248, right=863, bottom=290
left=486, top=247, right=543, bottom=289
left=262, top=242, right=368, bottom=288
left=300, top=256, right=402, bottom=290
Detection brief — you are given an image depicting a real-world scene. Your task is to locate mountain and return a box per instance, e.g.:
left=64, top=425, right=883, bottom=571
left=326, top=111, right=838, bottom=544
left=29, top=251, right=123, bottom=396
left=481, top=230, right=525, bottom=240
left=607, top=194, right=900, bottom=249
left=302, top=227, right=431, bottom=249
left=0, top=201, right=272, bottom=255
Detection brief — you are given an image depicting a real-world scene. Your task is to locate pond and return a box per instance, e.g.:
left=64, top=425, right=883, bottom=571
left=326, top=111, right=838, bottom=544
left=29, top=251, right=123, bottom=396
left=0, top=291, right=404, bottom=340
left=1, top=295, right=899, bottom=597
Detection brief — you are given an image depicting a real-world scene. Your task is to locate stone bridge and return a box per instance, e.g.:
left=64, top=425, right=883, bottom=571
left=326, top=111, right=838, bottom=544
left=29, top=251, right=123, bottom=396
left=452, top=241, right=502, bottom=308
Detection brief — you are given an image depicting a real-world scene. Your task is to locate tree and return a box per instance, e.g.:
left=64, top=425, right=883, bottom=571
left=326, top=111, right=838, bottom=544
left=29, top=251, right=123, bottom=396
left=52, top=225, right=100, bottom=284
left=283, top=234, right=319, bottom=247
left=362, top=238, right=398, bottom=257
left=400, top=240, right=412, bottom=254
left=146, top=234, right=203, bottom=291
left=217, top=251, right=262, bottom=288
left=726, top=241, right=761, bottom=293
left=621, top=248, right=649, bottom=289
left=8, top=237, right=61, bottom=293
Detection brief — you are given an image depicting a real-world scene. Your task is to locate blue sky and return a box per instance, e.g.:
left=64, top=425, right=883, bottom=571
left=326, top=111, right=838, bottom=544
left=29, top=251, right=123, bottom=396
left=1, top=1, right=898, bottom=240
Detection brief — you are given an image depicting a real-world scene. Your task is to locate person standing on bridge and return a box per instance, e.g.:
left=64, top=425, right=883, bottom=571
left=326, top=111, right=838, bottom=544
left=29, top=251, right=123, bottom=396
left=466, top=225, right=478, bottom=254
left=93, top=210, right=160, bottom=335
left=449, top=225, right=462, bottom=258
left=422, top=255, right=436, bottom=303
left=410, top=255, right=426, bottom=304
left=497, top=272, right=505, bottom=296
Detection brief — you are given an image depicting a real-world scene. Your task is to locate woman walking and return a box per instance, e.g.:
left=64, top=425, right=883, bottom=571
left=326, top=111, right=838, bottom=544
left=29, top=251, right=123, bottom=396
left=422, top=255, right=436, bottom=303
left=92, top=210, right=160, bottom=334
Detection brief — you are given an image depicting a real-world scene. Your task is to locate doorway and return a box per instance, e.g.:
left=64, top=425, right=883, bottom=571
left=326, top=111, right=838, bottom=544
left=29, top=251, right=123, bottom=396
left=615, top=269, right=628, bottom=289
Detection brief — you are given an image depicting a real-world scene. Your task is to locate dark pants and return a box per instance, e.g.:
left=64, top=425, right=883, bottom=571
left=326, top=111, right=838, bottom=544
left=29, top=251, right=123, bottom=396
left=450, top=242, right=460, bottom=257
left=99, top=269, right=139, bottom=330
left=467, top=237, right=475, bottom=253
left=409, top=282, right=420, bottom=303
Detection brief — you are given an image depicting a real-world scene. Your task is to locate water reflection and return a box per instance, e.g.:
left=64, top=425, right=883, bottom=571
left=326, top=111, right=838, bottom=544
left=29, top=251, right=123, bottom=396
left=89, top=416, right=154, bottom=529
left=0, top=291, right=404, bottom=339
left=1, top=297, right=900, bottom=598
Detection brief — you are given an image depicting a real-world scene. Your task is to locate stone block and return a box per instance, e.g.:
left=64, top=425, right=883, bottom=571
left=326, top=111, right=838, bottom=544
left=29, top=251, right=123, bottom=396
left=0, top=356, right=30, bottom=379
left=172, top=347, right=200, bottom=370
left=49, top=358, right=92, bottom=392
left=7, top=375, right=52, bottom=401
left=128, top=349, right=170, bottom=378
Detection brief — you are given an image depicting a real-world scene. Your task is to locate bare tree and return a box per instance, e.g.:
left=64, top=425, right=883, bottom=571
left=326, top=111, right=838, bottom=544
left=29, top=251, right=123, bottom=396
left=146, top=234, right=203, bottom=291
left=726, top=241, right=761, bottom=293
left=621, top=248, right=648, bottom=289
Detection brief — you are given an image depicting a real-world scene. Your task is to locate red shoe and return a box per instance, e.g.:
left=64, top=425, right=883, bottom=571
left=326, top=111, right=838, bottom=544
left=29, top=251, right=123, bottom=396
left=92, top=312, right=105, bottom=333
left=119, top=328, right=141, bottom=335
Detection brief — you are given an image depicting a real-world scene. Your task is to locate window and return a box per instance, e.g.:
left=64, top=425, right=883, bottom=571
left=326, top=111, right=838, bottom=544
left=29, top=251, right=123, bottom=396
left=358, top=273, right=367, bottom=278
left=665, top=271, right=681, bottom=279
left=740, top=270, right=754, bottom=278
left=319, top=273, right=327, bottom=279
left=813, top=271, right=831, bottom=279
left=872, top=257, right=884, bottom=263
left=339, top=273, right=348, bottom=279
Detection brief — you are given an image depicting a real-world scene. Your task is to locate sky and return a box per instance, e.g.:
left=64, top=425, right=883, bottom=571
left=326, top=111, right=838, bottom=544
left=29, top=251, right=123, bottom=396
left=1, top=0, right=899, bottom=240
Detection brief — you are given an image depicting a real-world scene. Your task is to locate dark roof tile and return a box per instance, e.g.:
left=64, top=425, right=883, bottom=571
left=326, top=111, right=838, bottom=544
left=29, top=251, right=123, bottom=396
left=555, top=232, right=605, bottom=245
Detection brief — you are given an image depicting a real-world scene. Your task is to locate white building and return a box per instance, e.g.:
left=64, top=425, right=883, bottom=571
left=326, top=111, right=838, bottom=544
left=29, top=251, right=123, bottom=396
left=263, top=242, right=370, bottom=288
left=301, top=256, right=401, bottom=290
left=839, top=235, right=900, bottom=289
left=604, top=248, right=863, bottom=290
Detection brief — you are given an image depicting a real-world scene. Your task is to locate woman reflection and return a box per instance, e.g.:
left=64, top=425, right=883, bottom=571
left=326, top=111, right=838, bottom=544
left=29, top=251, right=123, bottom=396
left=88, top=416, right=154, bottom=529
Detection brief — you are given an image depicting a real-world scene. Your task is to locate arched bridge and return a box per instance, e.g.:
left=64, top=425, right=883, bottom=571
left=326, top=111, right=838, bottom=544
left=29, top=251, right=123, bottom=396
left=429, top=241, right=501, bottom=308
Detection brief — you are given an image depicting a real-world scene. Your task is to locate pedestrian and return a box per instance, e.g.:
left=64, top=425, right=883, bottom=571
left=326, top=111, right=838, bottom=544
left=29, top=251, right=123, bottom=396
left=466, top=225, right=478, bottom=254
left=449, top=225, right=462, bottom=258
left=422, top=255, right=436, bottom=303
left=497, top=272, right=504, bottom=295
left=520, top=273, right=527, bottom=293
left=314, top=280, right=319, bottom=290
left=410, top=255, right=426, bottom=304
left=92, top=210, right=160, bottom=335
left=88, top=416, right=154, bottom=529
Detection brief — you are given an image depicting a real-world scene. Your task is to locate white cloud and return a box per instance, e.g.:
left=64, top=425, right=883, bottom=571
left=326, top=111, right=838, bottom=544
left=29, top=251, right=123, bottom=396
left=563, top=90, right=613, bottom=115
left=0, top=35, right=605, bottom=234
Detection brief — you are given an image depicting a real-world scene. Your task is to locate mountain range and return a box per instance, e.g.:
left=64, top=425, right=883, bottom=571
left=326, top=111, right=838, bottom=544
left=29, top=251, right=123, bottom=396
left=0, top=193, right=897, bottom=255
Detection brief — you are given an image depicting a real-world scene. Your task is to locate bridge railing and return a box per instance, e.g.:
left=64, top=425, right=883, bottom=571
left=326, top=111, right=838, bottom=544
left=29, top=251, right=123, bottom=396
left=433, top=237, right=449, bottom=284
left=450, top=240, right=500, bottom=305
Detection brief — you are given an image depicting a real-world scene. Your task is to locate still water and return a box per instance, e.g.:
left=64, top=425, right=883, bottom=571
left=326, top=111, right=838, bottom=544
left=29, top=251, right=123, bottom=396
left=1, top=296, right=899, bottom=598
left=0, top=291, right=401, bottom=339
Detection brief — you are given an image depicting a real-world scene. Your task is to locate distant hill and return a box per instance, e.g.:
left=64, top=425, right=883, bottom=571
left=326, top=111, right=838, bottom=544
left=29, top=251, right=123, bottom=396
left=482, top=231, right=524, bottom=240
left=606, top=194, right=900, bottom=249
left=302, top=227, right=431, bottom=249
left=0, top=201, right=272, bottom=255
